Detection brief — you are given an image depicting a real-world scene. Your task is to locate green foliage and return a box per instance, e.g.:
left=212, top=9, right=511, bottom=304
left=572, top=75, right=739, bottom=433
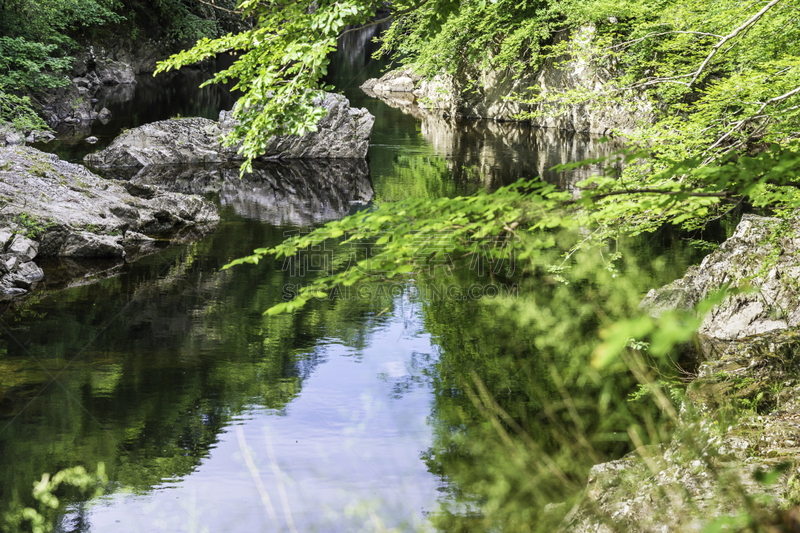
left=227, top=140, right=800, bottom=320
left=163, top=0, right=800, bottom=237
left=0, top=38, right=71, bottom=93
left=157, top=0, right=473, bottom=172
left=0, top=0, right=124, bottom=132
left=572, top=143, right=800, bottom=235
left=224, top=179, right=569, bottom=312
left=148, top=0, right=225, bottom=43
left=3, top=464, right=107, bottom=533
left=377, top=0, right=557, bottom=78
left=11, top=213, right=56, bottom=240
left=513, top=0, right=800, bottom=238
left=0, top=0, right=123, bottom=43
left=400, top=222, right=721, bottom=530
left=0, top=0, right=238, bottom=133
left=0, top=35, right=72, bottom=132
left=621, top=0, right=800, bottom=161
left=157, top=0, right=370, bottom=172
left=0, top=91, right=49, bottom=131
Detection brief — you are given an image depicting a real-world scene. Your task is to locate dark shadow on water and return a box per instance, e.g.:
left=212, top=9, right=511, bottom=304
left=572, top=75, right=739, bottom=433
left=33, top=58, right=239, bottom=163
left=101, top=159, right=375, bottom=226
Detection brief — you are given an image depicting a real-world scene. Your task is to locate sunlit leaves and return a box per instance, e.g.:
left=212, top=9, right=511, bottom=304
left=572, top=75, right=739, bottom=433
left=378, top=0, right=556, bottom=78
left=222, top=180, right=569, bottom=314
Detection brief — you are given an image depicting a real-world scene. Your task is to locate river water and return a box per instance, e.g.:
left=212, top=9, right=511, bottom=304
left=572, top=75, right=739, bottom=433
left=0, top=28, right=714, bottom=533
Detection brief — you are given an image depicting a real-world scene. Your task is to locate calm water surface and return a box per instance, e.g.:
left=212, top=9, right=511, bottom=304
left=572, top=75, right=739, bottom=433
left=0, top=28, right=711, bottom=533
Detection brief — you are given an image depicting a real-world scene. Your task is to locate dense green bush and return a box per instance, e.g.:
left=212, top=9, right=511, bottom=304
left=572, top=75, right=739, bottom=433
left=0, top=0, right=240, bottom=131
left=378, top=0, right=558, bottom=78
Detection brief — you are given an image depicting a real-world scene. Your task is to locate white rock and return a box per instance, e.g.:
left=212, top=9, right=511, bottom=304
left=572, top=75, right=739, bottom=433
left=9, top=235, right=38, bottom=262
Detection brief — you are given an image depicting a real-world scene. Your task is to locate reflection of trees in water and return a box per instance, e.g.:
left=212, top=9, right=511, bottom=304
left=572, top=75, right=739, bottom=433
left=103, top=159, right=374, bottom=226
left=0, top=210, right=390, bottom=524
left=332, top=22, right=390, bottom=77
left=408, top=227, right=711, bottom=532
left=364, top=90, right=624, bottom=192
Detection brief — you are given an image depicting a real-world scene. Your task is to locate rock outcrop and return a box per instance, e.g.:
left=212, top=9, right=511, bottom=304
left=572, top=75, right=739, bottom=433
left=40, top=43, right=137, bottom=129
left=102, top=159, right=374, bottom=226
left=83, top=93, right=375, bottom=168
left=640, top=214, right=800, bottom=340
left=561, top=215, right=800, bottom=531
left=39, top=37, right=225, bottom=130
left=361, top=27, right=652, bottom=136
left=0, top=126, right=25, bottom=147
left=562, top=327, right=800, bottom=532
left=0, top=145, right=219, bottom=299
left=0, top=233, right=45, bottom=299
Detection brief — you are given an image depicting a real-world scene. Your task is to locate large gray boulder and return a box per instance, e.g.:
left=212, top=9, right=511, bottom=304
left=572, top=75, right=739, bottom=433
left=640, top=214, right=800, bottom=340
left=0, top=125, right=24, bottom=147
left=84, top=92, right=375, bottom=168
left=0, top=145, right=219, bottom=300
left=85, top=117, right=227, bottom=167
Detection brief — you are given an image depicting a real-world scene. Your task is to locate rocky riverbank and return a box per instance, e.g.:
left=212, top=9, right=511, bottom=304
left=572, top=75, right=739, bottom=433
left=564, top=327, right=800, bottom=532
left=561, top=214, right=800, bottom=531
left=640, top=215, right=800, bottom=340
left=39, top=37, right=172, bottom=130
left=361, top=26, right=652, bottom=136
left=0, top=146, right=218, bottom=301
left=41, top=23, right=232, bottom=129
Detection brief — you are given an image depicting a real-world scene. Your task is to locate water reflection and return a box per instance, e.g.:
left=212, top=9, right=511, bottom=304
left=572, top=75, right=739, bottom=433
left=362, top=89, right=623, bottom=191
left=0, top=22, right=655, bottom=533
left=102, top=159, right=374, bottom=226
left=0, top=208, right=438, bottom=532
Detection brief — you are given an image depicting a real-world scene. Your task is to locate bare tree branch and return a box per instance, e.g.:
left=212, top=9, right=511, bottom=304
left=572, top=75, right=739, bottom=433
left=195, top=0, right=242, bottom=15
left=616, top=0, right=785, bottom=90
left=610, top=31, right=723, bottom=51
left=705, top=83, right=800, bottom=154
left=687, top=0, right=783, bottom=88
left=753, top=84, right=800, bottom=118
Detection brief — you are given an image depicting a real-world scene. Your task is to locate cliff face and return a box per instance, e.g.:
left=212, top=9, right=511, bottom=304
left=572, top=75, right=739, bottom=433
left=40, top=35, right=186, bottom=129
left=361, top=26, right=653, bottom=136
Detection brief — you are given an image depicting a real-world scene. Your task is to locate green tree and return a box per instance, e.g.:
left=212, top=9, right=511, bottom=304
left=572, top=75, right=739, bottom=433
left=0, top=0, right=124, bottom=131
left=156, top=0, right=462, bottom=172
